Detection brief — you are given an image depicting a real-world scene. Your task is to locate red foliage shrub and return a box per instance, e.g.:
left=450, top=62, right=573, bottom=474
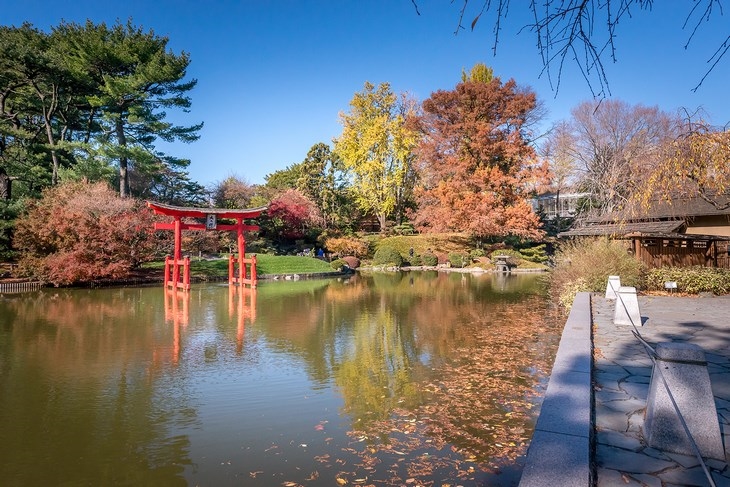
left=342, top=256, right=360, bottom=269
left=267, top=189, right=323, bottom=240
left=14, top=181, right=157, bottom=285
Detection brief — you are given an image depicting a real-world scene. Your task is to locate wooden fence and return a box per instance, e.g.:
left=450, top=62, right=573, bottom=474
left=0, top=281, right=43, bottom=293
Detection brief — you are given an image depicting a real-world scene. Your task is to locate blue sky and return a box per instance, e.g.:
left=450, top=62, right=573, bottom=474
left=5, top=1, right=729, bottom=187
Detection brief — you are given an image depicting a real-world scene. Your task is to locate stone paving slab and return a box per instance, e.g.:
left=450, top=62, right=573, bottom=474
left=592, top=294, right=730, bottom=486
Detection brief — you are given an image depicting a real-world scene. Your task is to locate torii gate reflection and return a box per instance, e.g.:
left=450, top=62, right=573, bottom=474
left=163, top=286, right=258, bottom=363
left=146, top=201, right=267, bottom=291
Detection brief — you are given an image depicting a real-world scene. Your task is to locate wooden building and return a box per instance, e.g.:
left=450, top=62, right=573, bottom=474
left=559, top=196, right=730, bottom=269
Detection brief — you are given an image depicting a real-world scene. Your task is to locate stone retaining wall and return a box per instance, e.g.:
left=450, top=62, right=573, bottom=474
left=519, top=292, right=593, bottom=486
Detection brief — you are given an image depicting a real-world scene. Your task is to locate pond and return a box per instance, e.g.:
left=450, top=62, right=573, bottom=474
left=0, top=271, right=563, bottom=487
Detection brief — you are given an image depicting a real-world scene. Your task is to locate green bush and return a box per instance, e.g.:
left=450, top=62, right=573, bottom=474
left=469, top=248, right=485, bottom=259
left=645, top=266, right=730, bottom=295
left=422, top=252, right=438, bottom=266
left=550, top=237, right=644, bottom=310
left=519, top=244, right=549, bottom=263
left=330, top=259, right=346, bottom=271
left=407, top=254, right=422, bottom=266
left=393, top=223, right=415, bottom=235
left=448, top=252, right=469, bottom=268
left=373, top=246, right=403, bottom=266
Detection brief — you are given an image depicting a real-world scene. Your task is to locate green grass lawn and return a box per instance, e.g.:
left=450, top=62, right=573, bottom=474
left=143, top=254, right=335, bottom=279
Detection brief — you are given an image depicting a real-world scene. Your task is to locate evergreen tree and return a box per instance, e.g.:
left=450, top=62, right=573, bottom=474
left=54, top=20, right=203, bottom=198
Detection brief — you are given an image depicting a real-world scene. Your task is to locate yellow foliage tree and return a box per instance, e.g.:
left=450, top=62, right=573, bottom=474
left=334, top=82, right=420, bottom=232
left=642, top=121, right=730, bottom=210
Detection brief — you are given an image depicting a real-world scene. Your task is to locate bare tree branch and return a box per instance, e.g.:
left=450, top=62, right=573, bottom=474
left=413, top=0, right=729, bottom=95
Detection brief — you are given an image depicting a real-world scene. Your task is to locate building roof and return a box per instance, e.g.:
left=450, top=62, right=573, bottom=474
left=560, top=193, right=730, bottom=239
left=559, top=220, right=685, bottom=238
left=642, top=195, right=730, bottom=219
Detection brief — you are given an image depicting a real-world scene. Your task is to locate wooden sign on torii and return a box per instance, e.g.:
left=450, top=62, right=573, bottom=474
left=147, top=201, right=267, bottom=291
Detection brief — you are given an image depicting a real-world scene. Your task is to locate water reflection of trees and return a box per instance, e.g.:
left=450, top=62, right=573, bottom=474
left=0, top=273, right=561, bottom=486
left=250, top=272, right=562, bottom=479
left=0, top=288, right=194, bottom=486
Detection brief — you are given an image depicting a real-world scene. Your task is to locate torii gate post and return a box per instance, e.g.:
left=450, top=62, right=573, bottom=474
left=228, top=216, right=259, bottom=287
left=147, top=202, right=266, bottom=291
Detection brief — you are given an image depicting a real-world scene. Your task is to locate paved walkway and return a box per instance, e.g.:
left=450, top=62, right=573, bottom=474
left=593, top=294, right=730, bottom=486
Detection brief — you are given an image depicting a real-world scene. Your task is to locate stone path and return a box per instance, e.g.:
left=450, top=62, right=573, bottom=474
left=592, top=294, right=730, bottom=486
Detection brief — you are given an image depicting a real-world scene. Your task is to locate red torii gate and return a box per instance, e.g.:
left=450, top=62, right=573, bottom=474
left=147, top=201, right=266, bottom=291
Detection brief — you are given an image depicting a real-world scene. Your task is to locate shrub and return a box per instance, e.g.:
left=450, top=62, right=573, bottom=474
left=550, top=237, right=644, bottom=310
left=518, top=244, right=549, bottom=263
left=645, top=266, right=730, bottom=295
left=393, top=223, right=415, bottom=235
left=408, top=254, right=422, bottom=266
left=469, top=248, right=485, bottom=259
left=330, top=259, right=346, bottom=271
left=13, top=181, right=157, bottom=285
left=373, top=246, right=403, bottom=266
left=422, top=252, right=438, bottom=266
left=342, top=256, right=360, bottom=269
left=265, top=189, right=323, bottom=240
left=558, top=278, right=588, bottom=310
left=448, top=252, right=469, bottom=268
left=324, top=236, right=369, bottom=258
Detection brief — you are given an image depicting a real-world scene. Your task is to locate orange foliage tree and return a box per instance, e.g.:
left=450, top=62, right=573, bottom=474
left=14, top=180, right=157, bottom=285
left=412, top=74, right=548, bottom=239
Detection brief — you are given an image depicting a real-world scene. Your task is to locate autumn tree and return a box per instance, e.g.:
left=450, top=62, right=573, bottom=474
left=211, top=175, right=256, bottom=209
left=334, top=82, right=420, bottom=232
left=640, top=118, right=730, bottom=211
left=561, top=100, right=677, bottom=216
left=412, top=71, right=547, bottom=239
left=461, top=63, right=493, bottom=83
left=263, top=188, right=324, bottom=242
left=13, top=180, right=157, bottom=285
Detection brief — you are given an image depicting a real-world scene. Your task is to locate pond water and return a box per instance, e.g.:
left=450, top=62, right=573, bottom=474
left=0, top=271, right=563, bottom=487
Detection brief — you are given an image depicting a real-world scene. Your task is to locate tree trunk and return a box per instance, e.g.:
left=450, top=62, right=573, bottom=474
left=116, top=119, right=130, bottom=198
left=36, top=82, right=61, bottom=185
left=377, top=212, right=387, bottom=233
left=0, top=168, right=11, bottom=200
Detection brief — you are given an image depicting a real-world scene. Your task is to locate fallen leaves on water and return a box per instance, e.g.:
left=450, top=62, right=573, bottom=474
left=305, top=471, right=319, bottom=481
left=246, top=297, right=561, bottom=486
left=331, top=297, right=563, bottom=485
